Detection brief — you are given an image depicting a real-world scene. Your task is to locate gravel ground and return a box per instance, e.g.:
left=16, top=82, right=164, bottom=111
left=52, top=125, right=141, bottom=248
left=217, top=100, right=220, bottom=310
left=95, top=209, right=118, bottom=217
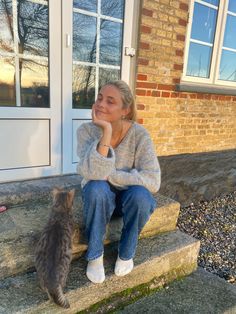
left=177, top=190, right=236, bottom=284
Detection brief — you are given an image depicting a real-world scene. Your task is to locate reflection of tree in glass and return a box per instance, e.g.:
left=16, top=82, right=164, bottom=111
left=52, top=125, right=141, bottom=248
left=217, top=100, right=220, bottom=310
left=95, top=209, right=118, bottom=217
left=0, top=0, right=49, bottom=106
left=73, top=65, right=95, bottom=109
left=73, top=1, right=123, bottom=108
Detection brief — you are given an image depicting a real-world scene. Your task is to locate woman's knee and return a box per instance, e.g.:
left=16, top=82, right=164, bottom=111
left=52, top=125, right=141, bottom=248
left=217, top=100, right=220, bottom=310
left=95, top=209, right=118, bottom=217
left=124, top=186, right=157, bottom=214
left=83, top=180, right=111, bottom=201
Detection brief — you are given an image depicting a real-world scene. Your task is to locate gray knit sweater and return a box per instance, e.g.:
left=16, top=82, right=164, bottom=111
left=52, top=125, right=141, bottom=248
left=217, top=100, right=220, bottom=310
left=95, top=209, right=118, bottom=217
left=76, top=121, right=161, bottom=194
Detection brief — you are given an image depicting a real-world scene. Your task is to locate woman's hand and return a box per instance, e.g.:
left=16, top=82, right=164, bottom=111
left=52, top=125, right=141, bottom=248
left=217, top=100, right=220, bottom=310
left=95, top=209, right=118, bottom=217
left=92, top=105, right=112, bottom=132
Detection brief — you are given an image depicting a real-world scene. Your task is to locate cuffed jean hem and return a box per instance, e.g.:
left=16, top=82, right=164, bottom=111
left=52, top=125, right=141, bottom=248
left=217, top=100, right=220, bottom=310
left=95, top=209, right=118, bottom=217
left=86, top=251, right=104, bottom=261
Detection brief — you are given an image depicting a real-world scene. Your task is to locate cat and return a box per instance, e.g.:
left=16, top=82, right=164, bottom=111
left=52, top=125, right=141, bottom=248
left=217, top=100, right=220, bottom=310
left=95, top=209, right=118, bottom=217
left=35, top=187, right=75, bottom=308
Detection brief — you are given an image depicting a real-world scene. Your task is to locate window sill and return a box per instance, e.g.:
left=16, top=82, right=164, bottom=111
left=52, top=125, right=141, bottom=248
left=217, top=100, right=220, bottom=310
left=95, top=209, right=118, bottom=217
left=176, top=83, right=236, bottom=96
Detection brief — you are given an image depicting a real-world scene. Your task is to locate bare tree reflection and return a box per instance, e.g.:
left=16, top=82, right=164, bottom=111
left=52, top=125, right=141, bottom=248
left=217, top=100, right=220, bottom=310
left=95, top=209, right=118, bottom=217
left=0, top=0, right=49, bottom=107
left=73, top=0, right=124, bottom=109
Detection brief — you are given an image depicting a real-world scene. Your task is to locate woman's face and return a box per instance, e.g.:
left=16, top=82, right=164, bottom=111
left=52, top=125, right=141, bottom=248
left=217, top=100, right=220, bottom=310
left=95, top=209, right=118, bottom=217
left=93, top=85, right=130, bottom=123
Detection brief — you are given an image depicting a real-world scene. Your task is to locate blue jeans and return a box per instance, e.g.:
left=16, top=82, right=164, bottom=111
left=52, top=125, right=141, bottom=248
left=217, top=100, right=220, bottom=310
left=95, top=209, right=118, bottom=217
left=82, top=180, right=157, bottom=261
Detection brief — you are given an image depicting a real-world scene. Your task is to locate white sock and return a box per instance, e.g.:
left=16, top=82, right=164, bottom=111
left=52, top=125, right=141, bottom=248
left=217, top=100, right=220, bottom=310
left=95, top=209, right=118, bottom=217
left=86, top=255, right=105, bottom=284
left=114, top=256, right=134, bottom=277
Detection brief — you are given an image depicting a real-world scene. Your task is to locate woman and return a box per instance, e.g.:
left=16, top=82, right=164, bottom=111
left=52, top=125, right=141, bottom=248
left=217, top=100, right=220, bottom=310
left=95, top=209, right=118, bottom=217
left=77, top=80, right=161, bottom=284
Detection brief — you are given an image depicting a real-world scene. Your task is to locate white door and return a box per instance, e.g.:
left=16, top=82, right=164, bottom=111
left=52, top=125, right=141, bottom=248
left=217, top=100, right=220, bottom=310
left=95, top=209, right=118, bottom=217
left=0, top=0, right=136, bottom=182
left=0, top=0, right=61, bottom=182
left=62, top=0, right=136, bottom=174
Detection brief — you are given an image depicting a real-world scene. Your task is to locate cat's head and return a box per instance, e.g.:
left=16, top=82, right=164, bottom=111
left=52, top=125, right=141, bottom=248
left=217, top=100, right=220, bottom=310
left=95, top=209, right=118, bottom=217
left=52, top=187, right=75, bottom=212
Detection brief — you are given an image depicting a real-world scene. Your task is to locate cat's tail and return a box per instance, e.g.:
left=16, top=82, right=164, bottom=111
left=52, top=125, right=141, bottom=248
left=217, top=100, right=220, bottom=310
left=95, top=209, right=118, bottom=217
left=47, top=285, right=70, bottom=309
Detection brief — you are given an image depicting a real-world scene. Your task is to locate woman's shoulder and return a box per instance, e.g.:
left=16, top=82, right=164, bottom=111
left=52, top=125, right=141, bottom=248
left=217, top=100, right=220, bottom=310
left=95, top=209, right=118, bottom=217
left=132, top=121, right=151, bottom=138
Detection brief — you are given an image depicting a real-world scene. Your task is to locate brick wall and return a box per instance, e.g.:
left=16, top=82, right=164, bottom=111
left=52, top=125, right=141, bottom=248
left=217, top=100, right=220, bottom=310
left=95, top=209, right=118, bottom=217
left=136, top=0, right=236, bottom=156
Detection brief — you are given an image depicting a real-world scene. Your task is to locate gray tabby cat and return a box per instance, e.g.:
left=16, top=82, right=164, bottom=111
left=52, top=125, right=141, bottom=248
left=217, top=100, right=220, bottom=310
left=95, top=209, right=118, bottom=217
left=35, top=187, right=75, bottom=308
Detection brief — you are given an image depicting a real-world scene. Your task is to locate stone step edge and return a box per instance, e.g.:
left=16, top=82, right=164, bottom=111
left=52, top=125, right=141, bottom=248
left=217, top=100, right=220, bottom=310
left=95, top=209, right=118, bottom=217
left=0, top=230, right=200, bottom=314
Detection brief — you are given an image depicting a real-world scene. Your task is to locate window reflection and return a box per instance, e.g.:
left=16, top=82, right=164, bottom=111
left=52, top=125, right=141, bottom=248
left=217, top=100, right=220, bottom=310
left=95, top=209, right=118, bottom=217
left=101, top=0, right=124, bottom=19
left=73, top=13, right=96, bottom=63
left=17, top=0, right=49, bottom=57
left=73, top=0, right=97, bottom=12
left=187, top=42, right=212, bottom=78
left=201, top=0, right=219, bottom=6
left=191, top=3, right=217, bottom=44
left=0, top=0, right=14, bottom=54
left=228, top=0, right=236, bottom=13
left=20, top=58, right=49, bottom=107
left=100, top=20, right=122, bottom=65
left=73, top=65, right=95, bottom=109
left=223, top=15, right=236, bottom=50
left=99, top=68, right=120, bottom=89
left=0, top=57, right=15, bottom=106
left=219, top=51, right=236, bottom=82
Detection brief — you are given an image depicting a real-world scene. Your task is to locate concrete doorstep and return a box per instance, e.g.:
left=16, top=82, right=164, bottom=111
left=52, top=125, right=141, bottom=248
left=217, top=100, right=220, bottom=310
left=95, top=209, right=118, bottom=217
left=0, top=230, right=200, bottom=314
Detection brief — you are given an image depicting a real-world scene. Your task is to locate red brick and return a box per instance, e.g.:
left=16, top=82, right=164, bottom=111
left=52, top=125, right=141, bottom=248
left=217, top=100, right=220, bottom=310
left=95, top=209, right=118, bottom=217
left=136, top=89, right=146, bottom=96
left=152, top=90, right=161, bottom=97
left=232, top=97, right=236, bottom=101
left=158, top=84, right=175, bottom=91
left=138, top=58, right=149, bottom=66
left=197, top=94, right=204, bottom=99
left=190, top=94, right=197, bottom=99
left=140, top=41, right=150, bottom=50
left=162, top=91, right=170, bottom=97
left=137, top=82, right=157, bottom=89
left=137, top=118, right=144, bottom=124
left=177, top=34, right=185, bottom=41
left=137, top=104, right=145, bottom=110
left=142, top=8, right=153, bottom=17
left=173, top=78, right=181, bottom=84
left=204, top=94, right=212, bottom=100
left=137, top=74, right=147, bottom=81
left=179, top=2, right=188, bottom=11
left=176, top=49, right=183, bottom=56
left=178, top=18, right=187, bottom=26
left=147, top=90, right=152, bottom=96
left=171, top=92, right=179, bottom=98
left=174, top=64, right=183, bottom=70
left=141, top=25, right=151, bottom=34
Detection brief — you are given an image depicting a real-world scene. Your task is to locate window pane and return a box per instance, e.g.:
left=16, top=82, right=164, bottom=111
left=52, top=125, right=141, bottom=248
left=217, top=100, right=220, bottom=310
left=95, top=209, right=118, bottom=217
left=73, top=13, right=96, bottom=63
left=191, top=3, right=218, bottom=43
left=73, top=64, right=95, bottom=109
left=219, top=50, right=236, bottom=82
left=223, top=15, right=236, bottom=50
left=187, top=42, right=212, bottom=78
left=20, top=58, right=49, bottom=107
left=0, top=57, right=15, bottom=106
left=0, top=0, right=14, bottom=53
left=100, top=20, right=122, bottom=65
left=228, top=0, right=236, bottom=13
left=101, top=0, right=124, bottom=19
left=99, top=68, right=120, bottom=89
left=18, top=0, right=49, bottom=57
left=201, top=0, right=219, bottom=6
left=73, top=0, right=97, bottom=12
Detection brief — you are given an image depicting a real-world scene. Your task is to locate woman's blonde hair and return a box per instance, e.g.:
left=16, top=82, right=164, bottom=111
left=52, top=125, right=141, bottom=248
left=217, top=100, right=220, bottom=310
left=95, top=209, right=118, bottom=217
left=104, top=80, right=137, bottom=121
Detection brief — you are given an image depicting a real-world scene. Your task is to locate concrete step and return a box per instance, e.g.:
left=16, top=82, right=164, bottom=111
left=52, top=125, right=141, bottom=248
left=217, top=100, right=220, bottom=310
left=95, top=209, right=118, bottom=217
left=0, top=230, right=200, bottom=314
left=0, top=190, right=180, bottom=279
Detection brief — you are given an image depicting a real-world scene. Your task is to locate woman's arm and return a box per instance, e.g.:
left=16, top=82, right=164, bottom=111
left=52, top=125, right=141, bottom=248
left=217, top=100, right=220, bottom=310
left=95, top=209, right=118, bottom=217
left=76, top=123, right=115, bottom=180
left=108, top=132, right=161, bottom=193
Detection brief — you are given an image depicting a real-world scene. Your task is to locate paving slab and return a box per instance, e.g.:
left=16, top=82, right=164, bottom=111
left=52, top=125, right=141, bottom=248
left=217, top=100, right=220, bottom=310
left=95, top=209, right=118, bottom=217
left=116, top=267, right=236, bottom=314
left=0, top=230, right=200, bottom=314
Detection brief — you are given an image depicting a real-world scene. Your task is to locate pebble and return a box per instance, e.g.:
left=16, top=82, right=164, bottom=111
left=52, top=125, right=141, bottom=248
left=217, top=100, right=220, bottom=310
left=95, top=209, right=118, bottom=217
left=177, top=191, right=236, bottom=284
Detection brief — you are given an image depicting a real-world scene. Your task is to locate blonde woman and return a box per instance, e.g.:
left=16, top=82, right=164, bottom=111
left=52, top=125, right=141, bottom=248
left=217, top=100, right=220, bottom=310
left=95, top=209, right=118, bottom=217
left=77, top=80, right=161, bottom=283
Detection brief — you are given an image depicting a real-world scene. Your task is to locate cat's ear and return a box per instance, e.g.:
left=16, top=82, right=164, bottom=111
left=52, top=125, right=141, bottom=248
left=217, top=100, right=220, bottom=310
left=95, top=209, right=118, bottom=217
left=67, top=189, right=75, bottom=208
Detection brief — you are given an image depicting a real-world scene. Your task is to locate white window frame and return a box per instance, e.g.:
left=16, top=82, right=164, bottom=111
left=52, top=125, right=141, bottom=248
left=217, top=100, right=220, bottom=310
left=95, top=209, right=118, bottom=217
left=182, top=0, right=236, bottom=88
